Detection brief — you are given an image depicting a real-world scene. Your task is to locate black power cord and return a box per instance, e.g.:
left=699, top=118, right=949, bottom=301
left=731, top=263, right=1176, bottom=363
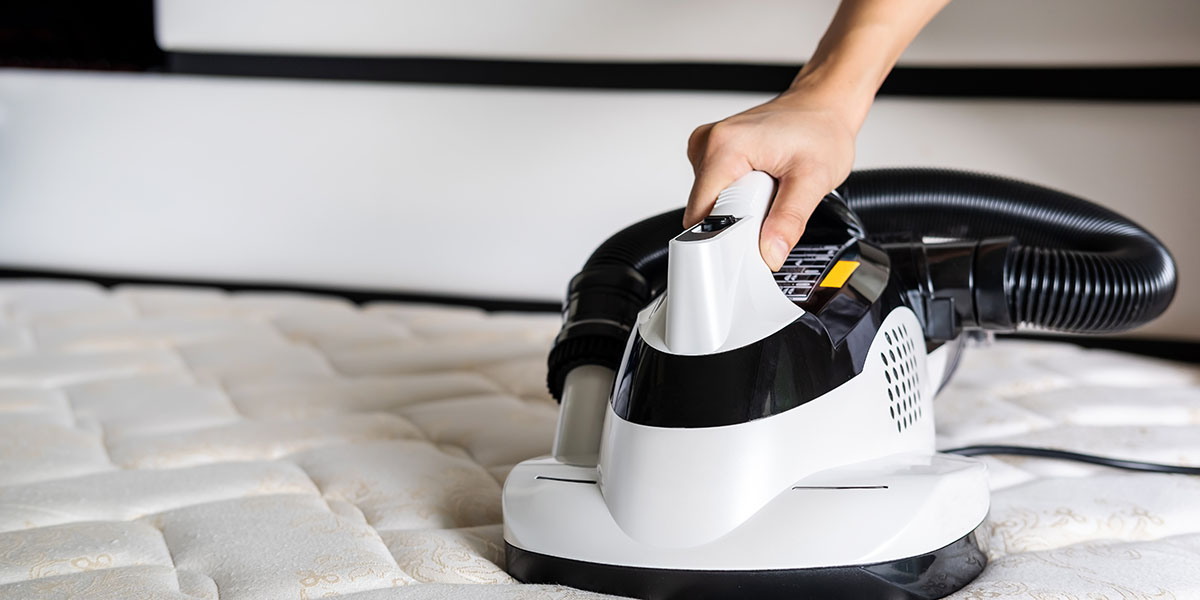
left=943, top=445, right=1200, bottom=476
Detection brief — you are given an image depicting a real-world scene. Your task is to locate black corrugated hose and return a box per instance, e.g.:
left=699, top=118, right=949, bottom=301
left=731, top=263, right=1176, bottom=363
left=841, top=169, right=1176, bottom=334
left=545, top=208, right=683, bottom=399
left=546, top=169, right=1177, bottom=399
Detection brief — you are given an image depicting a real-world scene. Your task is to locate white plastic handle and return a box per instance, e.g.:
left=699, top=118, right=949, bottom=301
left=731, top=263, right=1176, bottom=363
left=663, top=171, right=802, bottom=355
left=711, top=171, right=777, bottom=220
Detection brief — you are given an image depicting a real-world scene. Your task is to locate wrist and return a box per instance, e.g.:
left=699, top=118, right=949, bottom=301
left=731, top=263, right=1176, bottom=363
left=785, top=24, right=903, bottom=132
left=776, top=75, right=872, bottom=136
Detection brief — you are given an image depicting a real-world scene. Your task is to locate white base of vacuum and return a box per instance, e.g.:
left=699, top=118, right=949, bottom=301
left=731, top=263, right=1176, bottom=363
left=503, top=452, right=989, bottom=598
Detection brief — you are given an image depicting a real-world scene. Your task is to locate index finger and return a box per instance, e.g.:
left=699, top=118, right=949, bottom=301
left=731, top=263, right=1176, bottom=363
left=684, top=155, right=750, bottom=228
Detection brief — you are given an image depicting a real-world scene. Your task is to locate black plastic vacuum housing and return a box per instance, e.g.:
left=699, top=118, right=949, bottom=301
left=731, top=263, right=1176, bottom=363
left=547, top=168, right=1178, bottom=400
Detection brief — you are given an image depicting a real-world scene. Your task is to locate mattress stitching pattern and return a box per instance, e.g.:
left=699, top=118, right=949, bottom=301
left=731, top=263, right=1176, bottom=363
left=1, top=279, right=1199, bottom=599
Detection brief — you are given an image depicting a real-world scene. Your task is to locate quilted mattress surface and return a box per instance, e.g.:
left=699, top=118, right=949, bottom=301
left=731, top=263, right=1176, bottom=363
left=1, top=279, right=1199, bottom=600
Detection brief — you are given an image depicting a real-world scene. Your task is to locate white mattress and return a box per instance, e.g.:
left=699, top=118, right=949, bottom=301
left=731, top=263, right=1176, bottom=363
left=1, top=279, right=1198, bottom=599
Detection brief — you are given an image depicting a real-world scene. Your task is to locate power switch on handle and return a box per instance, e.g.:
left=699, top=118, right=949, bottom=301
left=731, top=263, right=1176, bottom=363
left=700, top=215, right=738, bottom=232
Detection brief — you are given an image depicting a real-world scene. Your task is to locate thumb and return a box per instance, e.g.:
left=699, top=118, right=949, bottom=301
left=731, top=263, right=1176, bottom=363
left=759, top=173, right=829, bottom=270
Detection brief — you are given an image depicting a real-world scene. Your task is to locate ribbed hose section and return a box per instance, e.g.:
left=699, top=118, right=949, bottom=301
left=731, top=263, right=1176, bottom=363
left=840, top=169, right=1176, bottom=333
left=545, top=208, right=685, bottom=400
left=581, top=208, right=684, bottom=293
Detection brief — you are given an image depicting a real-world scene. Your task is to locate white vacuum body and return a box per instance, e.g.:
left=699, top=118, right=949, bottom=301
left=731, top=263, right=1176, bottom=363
left=504, top=172, right=991, bottom=599
left=506, top=167, right=1177, bottom=598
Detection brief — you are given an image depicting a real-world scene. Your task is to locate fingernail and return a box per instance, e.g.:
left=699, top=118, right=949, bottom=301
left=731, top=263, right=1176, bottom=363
left=763, top=237, right=790, bottom=271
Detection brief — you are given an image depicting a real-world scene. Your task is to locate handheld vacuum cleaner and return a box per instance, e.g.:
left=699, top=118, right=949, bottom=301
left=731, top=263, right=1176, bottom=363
left=503, top=169, right=1177, bottom=599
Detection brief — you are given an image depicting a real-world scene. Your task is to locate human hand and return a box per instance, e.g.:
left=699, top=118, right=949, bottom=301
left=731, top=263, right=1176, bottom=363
left=684, top=87, right=860, bottom=272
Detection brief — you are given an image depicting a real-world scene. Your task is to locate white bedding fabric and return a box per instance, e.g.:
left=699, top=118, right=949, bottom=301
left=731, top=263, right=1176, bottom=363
left=1, top=279, right=1198, bottom=599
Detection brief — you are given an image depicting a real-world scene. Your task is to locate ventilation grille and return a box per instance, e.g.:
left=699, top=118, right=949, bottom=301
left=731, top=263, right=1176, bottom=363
left=882, top=323, right=922, bottom=433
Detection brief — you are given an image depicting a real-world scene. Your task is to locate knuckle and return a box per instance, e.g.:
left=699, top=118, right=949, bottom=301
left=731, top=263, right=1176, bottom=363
left=705, top=121, right=737, bottom=147
left=787, top=164, right=836, bottom=195
left=774, top=205, right=810, bottom=227
left=687, top=125, right=714, bottom=164
left=691, top=134, right=705, bottom=163
left=788, top=160, right=824, bottom=181
left=772, top=192, right=819, bottom=227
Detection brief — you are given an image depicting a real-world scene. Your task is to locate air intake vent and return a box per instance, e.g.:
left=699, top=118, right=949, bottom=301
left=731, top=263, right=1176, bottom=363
left=881, top=323, right=922, bottom=433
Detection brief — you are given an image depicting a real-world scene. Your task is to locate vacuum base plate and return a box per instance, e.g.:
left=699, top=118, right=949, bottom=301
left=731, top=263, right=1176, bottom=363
left=506, top=525, right=987, bottom=600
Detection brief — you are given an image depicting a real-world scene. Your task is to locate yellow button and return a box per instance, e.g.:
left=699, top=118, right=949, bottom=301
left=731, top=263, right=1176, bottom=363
left=820, top=260, right=860, bottom=288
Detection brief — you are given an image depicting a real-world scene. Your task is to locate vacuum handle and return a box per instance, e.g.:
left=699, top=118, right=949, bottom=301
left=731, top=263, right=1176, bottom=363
left=708, top=170, right=777, bottom=220
left=665, top=172, right=792, bottom=355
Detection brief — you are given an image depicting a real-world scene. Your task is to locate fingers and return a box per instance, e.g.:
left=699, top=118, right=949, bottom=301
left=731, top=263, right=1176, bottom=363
left=684, top=126, right=751, bottom=228
left=686, top=124, right=711, bottom=168
left=759, top=171, right=831, bottom=271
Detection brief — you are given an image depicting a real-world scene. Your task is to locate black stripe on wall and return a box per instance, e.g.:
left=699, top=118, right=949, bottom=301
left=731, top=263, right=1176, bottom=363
left=167, top=52, right=1200, bottom=101
left=0, top=1, right=161, bottom=71
left=0, top=265, right=560, bottom=314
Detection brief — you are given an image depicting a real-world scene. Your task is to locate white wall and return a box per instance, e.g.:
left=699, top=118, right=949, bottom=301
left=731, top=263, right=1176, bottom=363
left=0, top=70, right=1196, bottom=338
left=155, top=0, right=1200, bottom=65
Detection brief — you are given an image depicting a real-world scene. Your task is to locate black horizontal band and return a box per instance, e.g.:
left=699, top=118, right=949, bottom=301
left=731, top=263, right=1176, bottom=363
left=166, top=52, right=1200, bottom=101
left=0, top=264, right=559, bottom=313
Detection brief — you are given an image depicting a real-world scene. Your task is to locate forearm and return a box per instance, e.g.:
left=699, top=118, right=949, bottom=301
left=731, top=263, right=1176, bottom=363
left=789, top=0, right=951, bottom=131
left=685, top=0, right=950, bottom=268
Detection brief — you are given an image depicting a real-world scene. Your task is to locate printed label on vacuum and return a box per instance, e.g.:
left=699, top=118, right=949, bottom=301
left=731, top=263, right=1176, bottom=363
left=775, top=244, right=841, bottom=302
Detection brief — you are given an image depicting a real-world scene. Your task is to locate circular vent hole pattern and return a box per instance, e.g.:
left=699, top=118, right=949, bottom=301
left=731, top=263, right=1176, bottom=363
left=881, top=324, right=923, bottom=433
